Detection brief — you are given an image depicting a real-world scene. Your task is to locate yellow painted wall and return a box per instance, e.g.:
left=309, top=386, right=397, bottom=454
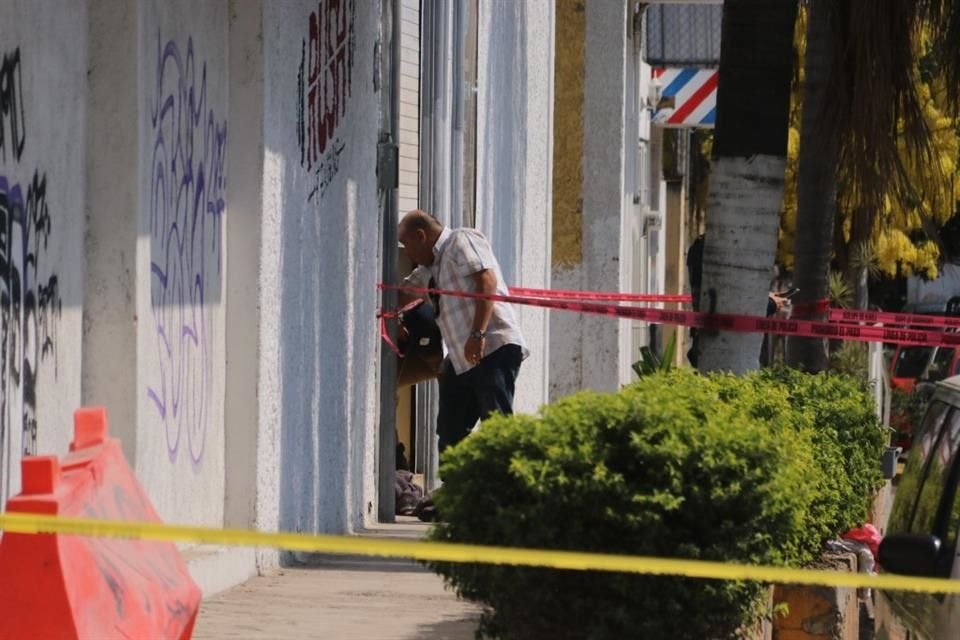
left=397, top=386, right=413, bottom=464
left=552, top=0, right=586, bottom=269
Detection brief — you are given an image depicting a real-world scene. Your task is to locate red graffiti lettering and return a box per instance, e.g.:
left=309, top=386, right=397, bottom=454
left=298, top=0, right=356, bottom=172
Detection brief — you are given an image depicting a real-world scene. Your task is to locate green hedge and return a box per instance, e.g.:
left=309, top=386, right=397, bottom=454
left=427, top=368, right=886, bottom=640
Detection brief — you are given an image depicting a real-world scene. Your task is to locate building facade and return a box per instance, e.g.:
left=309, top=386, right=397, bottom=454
left=0, top=0, right=682, bottom=596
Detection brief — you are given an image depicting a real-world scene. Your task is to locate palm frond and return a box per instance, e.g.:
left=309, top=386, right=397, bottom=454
left=833, top=0, right=936, bottom=217
left=849, top=240, right=882, bottom=279
left=829, top=271, right=854, bottom=309
left=924, top=0, right=960, bottom=109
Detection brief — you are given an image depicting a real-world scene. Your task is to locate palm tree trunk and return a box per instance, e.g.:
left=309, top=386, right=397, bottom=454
left=848, top=207, right=871, bottom=310
left=786, top=0, right=839, bottom=372
left=695, top=0, right=798, bottom=374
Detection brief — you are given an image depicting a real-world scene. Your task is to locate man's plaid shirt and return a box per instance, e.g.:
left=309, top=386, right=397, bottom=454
left=405, top=227, right=528, bottom=375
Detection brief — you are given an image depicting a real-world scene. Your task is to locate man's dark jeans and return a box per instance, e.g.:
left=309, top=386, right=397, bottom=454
left=437, top=344, right=523, bottom=454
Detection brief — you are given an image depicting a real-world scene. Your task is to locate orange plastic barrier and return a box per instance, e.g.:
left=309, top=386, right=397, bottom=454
left=0, top=407, right=201, bottom=639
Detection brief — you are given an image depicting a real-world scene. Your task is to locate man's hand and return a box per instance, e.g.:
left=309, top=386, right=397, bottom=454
left=768, top=292, right=789, bottom=316
left=465, top=334, right=485, bottom=366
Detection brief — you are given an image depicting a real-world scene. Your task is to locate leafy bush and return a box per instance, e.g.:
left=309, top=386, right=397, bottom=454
left=756, top=368, right=886, bottom=531
left=828, top=341, right=869, bottom=379
left=427, top=368, right=886, bottom=640
left=891, top=386, right=931, bottom=441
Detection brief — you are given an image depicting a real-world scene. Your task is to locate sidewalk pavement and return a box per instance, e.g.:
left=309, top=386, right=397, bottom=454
left=193, top=518, right=483, bottom=640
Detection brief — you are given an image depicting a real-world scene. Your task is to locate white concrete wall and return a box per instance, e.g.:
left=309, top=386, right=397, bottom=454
left=475, top=0, right=554, bottom=414
left=0, top=0, right=87, bottom=501
left=264, top=0, right=381, bottom=535
left=8, top=0, right=386, bottom=595
left=135, top=0, right=229, bottom=530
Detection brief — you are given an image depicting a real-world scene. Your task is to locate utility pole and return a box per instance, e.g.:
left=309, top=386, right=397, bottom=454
left=377, top=0, right=402, bottom=523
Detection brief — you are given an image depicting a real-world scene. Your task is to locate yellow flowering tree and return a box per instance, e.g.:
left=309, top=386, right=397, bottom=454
left=779, top=21, right=960, bottom=286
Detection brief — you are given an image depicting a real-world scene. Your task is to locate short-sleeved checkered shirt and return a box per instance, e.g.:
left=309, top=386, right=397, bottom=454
left=405, top=227, right=528, bottom=375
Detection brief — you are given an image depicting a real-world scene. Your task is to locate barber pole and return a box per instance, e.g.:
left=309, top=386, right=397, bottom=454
left=652, top=68, right=718, bottom=128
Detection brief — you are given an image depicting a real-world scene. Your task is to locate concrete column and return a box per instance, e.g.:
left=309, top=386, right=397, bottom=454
left=663, top=126, right=690, bottom=366
left=90, top=0, right=266, bottom=595
left=550, top=0, right=630, bottom=398
left=475, top=0, right=555, bottom=413
left=134, top=0, right=229, bottom=533
left=664, top=179, right=689, bottom=364
left=581, top=0, right=630, bottom=393
left=549, top=0, right=586, bottom=401
left=265, top=0, right=383, bottom=538
left=84, top=0, right=138, bottom=463
left=224, top=0, right=280, bottom=574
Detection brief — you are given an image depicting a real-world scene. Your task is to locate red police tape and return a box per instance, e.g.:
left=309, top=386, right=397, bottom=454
left=379, top=284, right=960, bottom=349
left=510, top=286, right=960, bottom=330
left=510, top=286, right=835, bottom=316
left=377, top=298, right=426, bottom=357
left=828, top=307, right=960, bottom=329
left=509, top=287, right=693, bottom=304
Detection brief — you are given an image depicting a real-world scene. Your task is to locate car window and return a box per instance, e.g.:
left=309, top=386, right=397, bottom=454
left=943, top=468, right=960, bottom=559
left=894, top=346, right=935, bottom=378
left=888, top=401, right=951, bottom=533
left=909, top=409, right=960, bottom=535
left=926, top=348, right=956, bottom=381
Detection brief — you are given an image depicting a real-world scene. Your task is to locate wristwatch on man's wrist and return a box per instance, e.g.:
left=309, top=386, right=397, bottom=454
left=469, top=329, right=486, bottom=340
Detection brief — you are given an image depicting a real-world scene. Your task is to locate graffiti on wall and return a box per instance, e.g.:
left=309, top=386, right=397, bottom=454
left=0, top=48, right=26, bottom=163
left=296, top=0, right=356, bottom=202
left=147, top=35, right=227, bottom=466
left=0, top=48, right=63, bottom=497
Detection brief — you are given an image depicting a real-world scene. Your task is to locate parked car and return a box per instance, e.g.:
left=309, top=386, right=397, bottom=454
left=875, top=375, right=960, bottom=639
left=887, top=299, right=960, bottom=450
left=890, top=345, right=959, bottom=393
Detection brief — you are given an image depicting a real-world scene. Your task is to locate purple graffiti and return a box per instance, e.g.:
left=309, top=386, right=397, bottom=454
left=147, top=34, right=227, bottom=466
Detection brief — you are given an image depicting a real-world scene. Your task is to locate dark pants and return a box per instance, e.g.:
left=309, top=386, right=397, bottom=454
left=437, top=344, right=523, bottom=454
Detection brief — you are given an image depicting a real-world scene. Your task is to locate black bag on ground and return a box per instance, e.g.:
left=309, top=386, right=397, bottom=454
left=397, top=298, right=443, bottom=388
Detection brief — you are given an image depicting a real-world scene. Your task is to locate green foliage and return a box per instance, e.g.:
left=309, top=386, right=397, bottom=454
left=891, top=387, right=932, bottom=439
left=756, top=368, right=887, bottom=531
left=828, top=342, right=869, bottom=379
left=427, top=369, right=887, bottom=640
left=631, top=332, right=677, bottom=377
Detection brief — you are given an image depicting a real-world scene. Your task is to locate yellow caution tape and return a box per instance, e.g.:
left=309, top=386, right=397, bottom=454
left=2, top=511, right=959, bottom=595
